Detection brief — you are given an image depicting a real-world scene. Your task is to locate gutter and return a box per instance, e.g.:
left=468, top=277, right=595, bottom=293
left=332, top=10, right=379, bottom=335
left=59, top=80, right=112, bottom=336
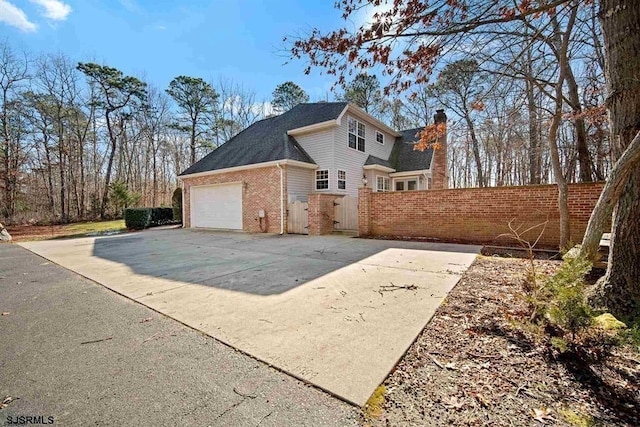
left=276, top=163, right=284, bottom=235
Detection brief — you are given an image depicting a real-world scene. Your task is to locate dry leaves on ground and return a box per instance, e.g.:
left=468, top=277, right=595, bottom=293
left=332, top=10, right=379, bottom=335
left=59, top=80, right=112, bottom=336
left=367, top=257, right=639, bottom=427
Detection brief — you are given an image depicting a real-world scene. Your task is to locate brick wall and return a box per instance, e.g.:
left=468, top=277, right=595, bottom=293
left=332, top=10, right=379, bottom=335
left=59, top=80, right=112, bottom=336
left=359, top=182, right=606, bottom=248
left=308, top=193, right=342, bottom=235
left=181, top=165, right=286, bottom=233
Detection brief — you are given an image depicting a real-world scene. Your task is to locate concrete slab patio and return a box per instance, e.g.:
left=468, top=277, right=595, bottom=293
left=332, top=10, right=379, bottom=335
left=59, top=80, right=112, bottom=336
left=20, top=229, right=480, bottom=406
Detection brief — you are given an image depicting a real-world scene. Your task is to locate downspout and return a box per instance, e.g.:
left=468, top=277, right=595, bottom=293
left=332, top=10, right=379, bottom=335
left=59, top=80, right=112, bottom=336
left=276, top=163, right=284, bottom=235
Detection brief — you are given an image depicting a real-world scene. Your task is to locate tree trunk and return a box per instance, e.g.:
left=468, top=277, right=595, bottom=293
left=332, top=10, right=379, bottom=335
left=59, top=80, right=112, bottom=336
left=464, top=114, right=485, bottom=187
left=566, top=65, right=594, bottom=182
left=526, top=75, right=540, bottom=185
left=580, top=130, right=640, bottom=261
left=101, top=112, right=117, bottom=220
left=589, top=0, right=640, bottom=318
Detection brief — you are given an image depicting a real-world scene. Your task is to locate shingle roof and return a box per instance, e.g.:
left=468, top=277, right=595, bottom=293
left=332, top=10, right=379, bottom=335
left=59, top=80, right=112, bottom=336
left=180, top=102, right=348, bottom=176
left=364, top=155, right=393, bottom=169
left=390, top=127, right=434, bottom=172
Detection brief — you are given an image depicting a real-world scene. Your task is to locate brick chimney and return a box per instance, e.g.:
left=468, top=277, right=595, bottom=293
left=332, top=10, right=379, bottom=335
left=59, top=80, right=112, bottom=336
left=431, top=109, right=448, bottom=190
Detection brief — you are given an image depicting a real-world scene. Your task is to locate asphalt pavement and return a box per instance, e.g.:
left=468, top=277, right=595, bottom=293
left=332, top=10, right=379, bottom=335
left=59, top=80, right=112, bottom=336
left=0, top=243, right=358, bottom=426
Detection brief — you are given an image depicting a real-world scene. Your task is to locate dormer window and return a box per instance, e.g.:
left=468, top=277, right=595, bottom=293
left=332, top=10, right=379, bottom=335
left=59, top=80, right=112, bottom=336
left=348, top=117, right=365, bottom=152
left=376, top=131, right=384, bottom=144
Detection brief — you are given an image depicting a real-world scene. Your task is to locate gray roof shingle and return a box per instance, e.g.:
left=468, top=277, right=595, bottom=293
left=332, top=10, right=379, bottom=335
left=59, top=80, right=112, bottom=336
left=390, top=127, right=434, bottom=172
left=180, top=102, right=348, bottom=176
left=364, top=155, right=393, bottom=169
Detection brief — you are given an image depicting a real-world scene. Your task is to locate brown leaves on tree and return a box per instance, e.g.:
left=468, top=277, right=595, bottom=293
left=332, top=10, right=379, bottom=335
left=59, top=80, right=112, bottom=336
left=414, top=123, right=446, bottom=152
left=288, top=0, right=574, bottom=96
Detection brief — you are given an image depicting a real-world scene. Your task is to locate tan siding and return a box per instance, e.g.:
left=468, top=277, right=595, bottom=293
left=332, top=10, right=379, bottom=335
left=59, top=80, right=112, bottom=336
left=334, top=115, right=396, bottom=197
left=287, top=166, right=314, bottom=202
left=294, top=129, right=335, bottom=192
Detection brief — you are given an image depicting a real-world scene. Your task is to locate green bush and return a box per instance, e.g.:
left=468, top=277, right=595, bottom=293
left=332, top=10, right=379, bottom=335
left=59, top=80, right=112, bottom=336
left=540, top=254, right=594, bottom=339
left=125, top=207, right=178, bottom=230
left=125, top=208, right=151, bottom=230
left=149, top=207, right=175, bottom=226
left=172, top=188, right=182, bottom=223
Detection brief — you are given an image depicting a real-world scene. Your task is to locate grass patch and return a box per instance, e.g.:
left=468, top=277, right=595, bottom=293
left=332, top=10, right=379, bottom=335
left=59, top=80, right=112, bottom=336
left=64, top=220, right=126, bottom=234
left=363, top=385, right=386, bottom=420
left=559, top=408, right=595, bottom=427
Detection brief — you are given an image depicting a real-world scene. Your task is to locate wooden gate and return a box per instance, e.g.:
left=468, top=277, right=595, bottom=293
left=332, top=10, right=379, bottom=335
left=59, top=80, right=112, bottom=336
left=287, top=200, right=309, bottom=234
left=334, top=196, right=358, bottom=231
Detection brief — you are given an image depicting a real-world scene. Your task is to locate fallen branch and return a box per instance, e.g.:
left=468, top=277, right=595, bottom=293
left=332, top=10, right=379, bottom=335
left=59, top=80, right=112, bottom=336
left=428, top=354, right=445, bottom=369
left=468, top=352, right=502, bottom=360
left=80, top=336, right=113, bottom=345
left=378, top=282, right=419, bottom=296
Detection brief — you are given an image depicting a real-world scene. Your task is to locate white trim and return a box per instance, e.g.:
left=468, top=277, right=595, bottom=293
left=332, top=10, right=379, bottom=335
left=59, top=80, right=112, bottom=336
left=363, top=164, right=395, bottom=173
left=181, top=187, right=185, bottom=228
left=389, top=169, right=429, bottom=177
left=337, top=169, right=347, bottom=191
left=376, top=175, right=390, bottom=192
left=347, top=116, right=366, bottom=152
left=393, top=177, right=419, bottom=192
left=276, top=163, right=284, bottom=235
left=190, top=180, right=244, bottom=189
left=315, top=169, right=330, bottom=191
left=375, top=130, right=385, bottom=144
left=338, top=103, right=401, bottom=137
left=179, top=159, right=317, bottom=180
left=287, top=119, right=339, bottom=136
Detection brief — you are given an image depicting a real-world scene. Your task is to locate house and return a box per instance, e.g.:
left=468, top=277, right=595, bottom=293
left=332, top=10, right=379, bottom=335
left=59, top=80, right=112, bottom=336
left=179, top=102, right=448, bottom=234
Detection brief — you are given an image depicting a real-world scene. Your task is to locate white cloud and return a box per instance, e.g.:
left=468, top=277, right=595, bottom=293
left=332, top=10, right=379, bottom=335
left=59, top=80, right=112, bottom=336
left=118, top=0, right=140, bottom=13
left=29, top=0, right=72, bottom=21
left=0, top=0, right=37, bottom=32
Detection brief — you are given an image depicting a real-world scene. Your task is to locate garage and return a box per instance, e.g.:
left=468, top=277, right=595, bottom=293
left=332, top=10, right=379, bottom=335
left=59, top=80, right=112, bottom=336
left=190, top=183, right=243, bottom=229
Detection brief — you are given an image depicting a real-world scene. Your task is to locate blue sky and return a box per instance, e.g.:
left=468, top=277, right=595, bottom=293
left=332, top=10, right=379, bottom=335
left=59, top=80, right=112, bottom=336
left=1, top=0, right=367, bottom=102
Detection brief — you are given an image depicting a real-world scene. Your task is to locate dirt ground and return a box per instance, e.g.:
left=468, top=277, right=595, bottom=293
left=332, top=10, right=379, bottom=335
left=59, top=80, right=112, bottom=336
left=367, top=256, right=639, bottom=426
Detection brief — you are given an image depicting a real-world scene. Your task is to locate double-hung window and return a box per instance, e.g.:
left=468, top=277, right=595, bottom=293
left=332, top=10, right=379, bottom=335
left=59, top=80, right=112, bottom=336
left=376, top=176, right=390, bottom=192
left=337, top=170, right=346, bottom=190
left=316, top=169, right=329, bottom=190
left=376, top=131, right=384, bottom=144
left=348, top=117, right=365, bottom=152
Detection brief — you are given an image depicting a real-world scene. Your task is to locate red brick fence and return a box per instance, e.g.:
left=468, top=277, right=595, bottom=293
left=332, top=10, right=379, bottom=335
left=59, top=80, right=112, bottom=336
left=358, top=182, right=606, bottom=248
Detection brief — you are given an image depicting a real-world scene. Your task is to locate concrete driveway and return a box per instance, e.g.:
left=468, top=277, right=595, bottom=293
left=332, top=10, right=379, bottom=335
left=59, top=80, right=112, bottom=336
left=21, top=229, right=479, bottom=406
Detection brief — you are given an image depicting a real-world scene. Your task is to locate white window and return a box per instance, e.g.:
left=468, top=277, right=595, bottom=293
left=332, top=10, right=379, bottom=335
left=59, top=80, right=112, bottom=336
left=376, top=131, right=384, bottom=144
left=348, top=117, right=365, bottom=152
left=316, top=169, right=329, bottom=190
left=337, top=169, right=346, bottom=190
left=395, top=179, right=418, bottom=191
left=376, top=176, right=390, bottom=192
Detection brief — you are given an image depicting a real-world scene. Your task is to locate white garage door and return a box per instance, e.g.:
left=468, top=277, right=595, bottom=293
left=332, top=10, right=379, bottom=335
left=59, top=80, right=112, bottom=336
left=190, top=183, right=243, bottom=229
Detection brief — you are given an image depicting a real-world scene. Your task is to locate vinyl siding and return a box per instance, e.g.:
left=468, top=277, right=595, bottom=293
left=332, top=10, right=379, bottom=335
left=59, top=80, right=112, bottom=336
left=294, top=129, right=335, bottom=192
left=287, top=166, right=314, bottom=202
left=334, top=114, right=396, bottom=197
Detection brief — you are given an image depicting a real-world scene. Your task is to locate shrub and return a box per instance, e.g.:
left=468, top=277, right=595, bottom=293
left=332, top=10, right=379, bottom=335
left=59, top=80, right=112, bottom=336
left=172, top=188, right=182, bottom=223
left=125, top=208, right=151, bottom=230
left=125, top=207, right=178, bottom=230
left=149, top=207, right=174, bottom=226
left=541, top=255, right=594, bottom=339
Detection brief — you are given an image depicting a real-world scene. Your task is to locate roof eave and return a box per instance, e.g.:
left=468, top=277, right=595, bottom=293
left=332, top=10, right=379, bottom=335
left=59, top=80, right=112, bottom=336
left=389, top=169, right=430, bottom=177
left=178, top=159, right=318, bottom=180
left=287, top=119, right=339, bottom=136
left=340, top=104, right=402, bottom=137
left=363, top=164, right=396, bottom=173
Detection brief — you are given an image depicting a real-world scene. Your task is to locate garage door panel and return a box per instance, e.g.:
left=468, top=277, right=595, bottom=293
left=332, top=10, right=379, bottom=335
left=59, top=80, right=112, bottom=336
left=191, top=183, right=243, bottom=229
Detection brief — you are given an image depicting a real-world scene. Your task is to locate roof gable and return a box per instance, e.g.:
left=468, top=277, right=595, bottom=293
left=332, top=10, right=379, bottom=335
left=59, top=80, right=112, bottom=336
left=180, top=102, right=347, bottom=176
